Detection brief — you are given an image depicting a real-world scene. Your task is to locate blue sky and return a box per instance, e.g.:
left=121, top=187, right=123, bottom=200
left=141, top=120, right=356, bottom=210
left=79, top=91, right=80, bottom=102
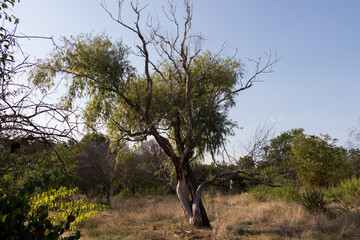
left=14, top=0, right=360, bottom=153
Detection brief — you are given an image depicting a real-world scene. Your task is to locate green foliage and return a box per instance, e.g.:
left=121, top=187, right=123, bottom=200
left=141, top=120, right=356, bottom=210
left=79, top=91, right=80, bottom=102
left=30, top=33, right=135, bottom=112
left=0, top=175, right=108, bottom=240
left=0, top=138, right=18, bottom=186
left=0, top=139, right=79, bottom=191
left=301, top=189, right=329, bottom=213
left=115, top=149, right=171, bottom=196
left=188, top=51, right=242, bottom=156
left=271, top=186, right=301, bottom=202
left=258, top=129, right=347, bottom=188
left=258, top=128, right=305, bottom=181
left=76, top=133, right=116, bottom=205
left=238, top=156, right=255, bottom=171
left=249, top=177, right=360, bottom=210
left=0, top=180, right=78, bottom=239
left=344, top=148, right=360, bottom=178
left=30, top=33, right=243, bottom=158
left=325, top=176, right=360, bottom=206
left=0, top=0, right=19, bottom=24
left=249, top=185, right=301, bottom=202
left=249, top=185, right=271, bottom=201
left=116, top=151, right=151, bottom=194
left=80, top=132, right=108, bottom=145
left=292, top=134, right=346, bottom=187
left=0, top=0, right=19, bottom=83
left=32, top=187, right=108, bottom=231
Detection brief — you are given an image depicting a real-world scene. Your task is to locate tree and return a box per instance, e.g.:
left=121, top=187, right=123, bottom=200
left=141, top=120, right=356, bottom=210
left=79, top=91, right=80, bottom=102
left=291, top=134, right=346, bottom=187
left=260, top=129, right=347, bottom=187
left=76, top=133, right=116, bottom=206
left=117, top=140, right=175, bottom=195
left=136, top=140, right=176, bottom=193
left=30, top=1, right=277, bottom=227
left=345, top=148, right=360, bottom=178
left=258, top=128, right=305, bottom=181
left=343, top=121, right=360, bottom=178
left=1, top=137, right=78, bottom=189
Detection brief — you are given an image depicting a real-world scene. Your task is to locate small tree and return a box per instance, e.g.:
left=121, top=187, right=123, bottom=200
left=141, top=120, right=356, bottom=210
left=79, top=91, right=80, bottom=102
left=137, top=140, right=175, bottom=193
left=115, top=140, right=175, bottom=195
left=258, top=128, right=305, bottom=181
left=76, top=133, right=116, bottom=206
left=30, top=1, right=277, bottom=227
left=345, top=148, right=360, bottom=178
left=292, top=134, right=346, bottom=187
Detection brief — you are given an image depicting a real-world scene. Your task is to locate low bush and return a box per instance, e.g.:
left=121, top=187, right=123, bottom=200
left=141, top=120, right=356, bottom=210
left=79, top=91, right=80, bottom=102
left=0, top=174, right=108, bottom=239
left=325, top=176, right=360, bottom=206
left=301, top=189, right=329, bottom=213
left=249, top=185, right=271, bottom=201
left=272, top=186, right=301, bottom=202
left=249, top=185, right=301, bottom=202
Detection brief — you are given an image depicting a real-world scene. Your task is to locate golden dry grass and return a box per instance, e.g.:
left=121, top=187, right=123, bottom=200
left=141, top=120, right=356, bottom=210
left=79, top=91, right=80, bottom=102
left=75, top=193, right=360, bottom=240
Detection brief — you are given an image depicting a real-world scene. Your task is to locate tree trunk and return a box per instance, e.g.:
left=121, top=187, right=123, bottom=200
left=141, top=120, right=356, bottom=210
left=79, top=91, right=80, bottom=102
left=176, top=167, right=211, bottom=228
left=106, top=186, right=113, bottom=207
left=176, top=174, right=193, bottom=223
left=185, top=164, right=210, bottom=227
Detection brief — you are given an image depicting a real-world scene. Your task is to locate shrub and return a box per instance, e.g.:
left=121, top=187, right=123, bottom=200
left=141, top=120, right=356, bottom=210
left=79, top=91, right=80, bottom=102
left=272, top=186, right=301, bottom=202
left=301, top=189, right=329, bottom=213
left=325, top=176, right=360, bottom=206
left=249, top=185, right=271, bottom=201
left=0, top=175, right=108, bottom=239
left=249, top=185, right=301, bottom=203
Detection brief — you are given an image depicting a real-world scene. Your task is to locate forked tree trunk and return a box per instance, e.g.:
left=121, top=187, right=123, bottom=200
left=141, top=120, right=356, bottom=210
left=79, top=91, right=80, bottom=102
left=176, top=169, right=211, bottom=228
left=185, top=164, right=210, bottom=227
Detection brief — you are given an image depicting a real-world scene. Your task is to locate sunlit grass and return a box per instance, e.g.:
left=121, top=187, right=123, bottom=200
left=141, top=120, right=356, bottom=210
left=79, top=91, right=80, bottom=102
left=76, top=193, right=360, bottom=239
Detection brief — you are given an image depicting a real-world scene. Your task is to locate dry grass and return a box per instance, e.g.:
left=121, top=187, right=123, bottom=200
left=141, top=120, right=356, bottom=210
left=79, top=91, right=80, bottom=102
left=74, top=193, right=360, bottom=239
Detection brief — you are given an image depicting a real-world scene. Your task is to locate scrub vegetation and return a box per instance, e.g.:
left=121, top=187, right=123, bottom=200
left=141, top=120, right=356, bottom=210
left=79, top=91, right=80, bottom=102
left=2, top=0, right=360, bottom=239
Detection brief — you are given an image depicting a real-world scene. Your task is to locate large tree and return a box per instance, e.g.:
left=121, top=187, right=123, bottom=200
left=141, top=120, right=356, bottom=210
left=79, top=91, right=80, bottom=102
left=30, top=0, right=277, bottom=227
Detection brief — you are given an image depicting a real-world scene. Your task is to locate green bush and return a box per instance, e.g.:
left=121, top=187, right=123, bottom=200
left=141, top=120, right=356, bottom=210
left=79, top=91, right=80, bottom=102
left=0, top=175, right=108, bottom=239
left=249, top=185, right=301, bottom=202
left=249, top=185, right=271, bottom=201
left=272, top=186, right=301, bottom=202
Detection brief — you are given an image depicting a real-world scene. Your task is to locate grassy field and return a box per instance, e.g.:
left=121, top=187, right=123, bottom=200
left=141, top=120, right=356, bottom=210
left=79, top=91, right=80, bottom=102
left=75, top=193, right=360, bottom=239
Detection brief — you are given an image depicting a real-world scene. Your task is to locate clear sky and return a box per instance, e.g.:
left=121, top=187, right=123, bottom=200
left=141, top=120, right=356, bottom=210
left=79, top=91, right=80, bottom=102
left=13, top=0, right=360, bottom=155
